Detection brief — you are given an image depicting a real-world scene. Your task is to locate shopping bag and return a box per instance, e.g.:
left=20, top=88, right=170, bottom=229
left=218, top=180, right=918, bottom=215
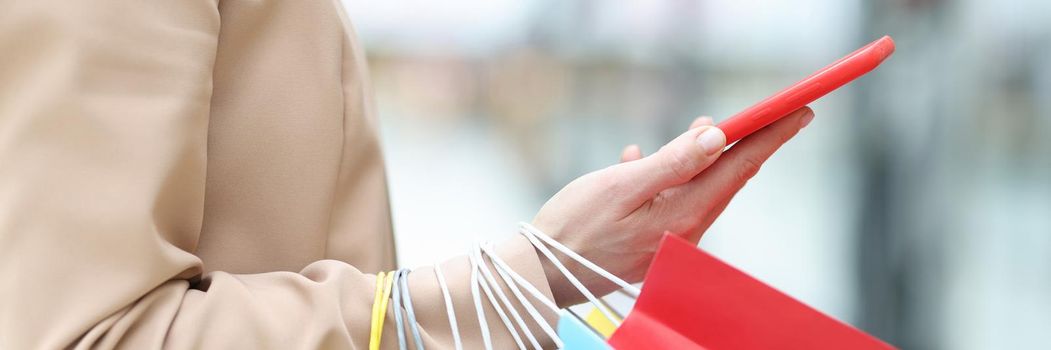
left=557, top=310, right=612, bottom=350
left=608, top=234, right=895, bottom=350
left=583, top=306, right=619, bottom=338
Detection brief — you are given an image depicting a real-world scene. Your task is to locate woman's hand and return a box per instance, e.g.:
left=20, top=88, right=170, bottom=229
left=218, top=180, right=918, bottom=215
left=531, top=107, right=815, bottom=306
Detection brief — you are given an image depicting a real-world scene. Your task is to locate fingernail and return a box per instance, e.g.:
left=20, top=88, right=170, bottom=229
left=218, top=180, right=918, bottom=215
left=696, top=127, right=726, bottom=155
left=800, top=110, right=815, bottom=127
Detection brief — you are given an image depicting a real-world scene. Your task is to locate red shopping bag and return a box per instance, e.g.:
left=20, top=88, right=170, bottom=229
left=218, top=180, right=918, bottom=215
left=608, top=234, right=894, bottom=350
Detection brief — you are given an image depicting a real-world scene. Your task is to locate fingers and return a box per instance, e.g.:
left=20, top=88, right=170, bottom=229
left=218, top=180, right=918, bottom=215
left=676, top=107, right=814, bottom=211
left=690, top=116, right=714, bottom=130
left=620, top=144, right=643, bottom=163
left=620, top=116, right=711, bottom=164
left=616, top=125, right=727, bottom=203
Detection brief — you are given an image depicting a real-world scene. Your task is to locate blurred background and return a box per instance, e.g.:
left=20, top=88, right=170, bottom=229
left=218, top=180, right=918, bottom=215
left=341, top=0, right=1051, bottom=348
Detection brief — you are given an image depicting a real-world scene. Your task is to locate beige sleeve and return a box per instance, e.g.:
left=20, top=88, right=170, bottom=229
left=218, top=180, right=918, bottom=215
left=0, top=1, right=556, bottom=349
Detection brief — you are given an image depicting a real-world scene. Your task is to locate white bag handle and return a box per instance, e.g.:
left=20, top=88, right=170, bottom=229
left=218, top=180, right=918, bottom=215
left=467, top=247, right=494, bottom=350
left=471, top=244, right=544, bottom=349
left=451, top=223, right=641, bottom=349
left=433, top=265, right=463, bottom=350
left=468, top=245, right=527, bottom=350
left=519, top=222, right=640, bottom=297
left=518, top=227, right=621, bottom=326
left=481, top=243, right=565, bottom=348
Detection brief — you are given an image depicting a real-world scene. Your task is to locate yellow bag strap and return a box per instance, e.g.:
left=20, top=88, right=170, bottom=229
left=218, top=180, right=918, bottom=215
left=369, top=271, right=396, bottom=350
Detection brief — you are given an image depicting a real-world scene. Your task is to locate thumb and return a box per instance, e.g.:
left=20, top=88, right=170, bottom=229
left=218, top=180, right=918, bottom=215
left=617, top=126, right=726, bottom=201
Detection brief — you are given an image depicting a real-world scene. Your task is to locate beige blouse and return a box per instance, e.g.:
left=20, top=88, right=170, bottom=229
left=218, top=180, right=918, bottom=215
left=0, top=0, right=555, bottom=348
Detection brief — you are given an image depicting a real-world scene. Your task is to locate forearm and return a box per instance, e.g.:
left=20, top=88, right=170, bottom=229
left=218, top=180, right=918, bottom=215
left=0, top=1, right=560, bottom=347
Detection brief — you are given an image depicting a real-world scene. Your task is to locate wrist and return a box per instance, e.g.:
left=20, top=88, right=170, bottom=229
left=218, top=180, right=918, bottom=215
left=490, top=233, right=564, bottom=307
left=523, top=223, right=635, bottom=307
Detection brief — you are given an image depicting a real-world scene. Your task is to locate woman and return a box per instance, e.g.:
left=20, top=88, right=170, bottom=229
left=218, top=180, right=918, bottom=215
left=0, top=1, right=813, bottom=348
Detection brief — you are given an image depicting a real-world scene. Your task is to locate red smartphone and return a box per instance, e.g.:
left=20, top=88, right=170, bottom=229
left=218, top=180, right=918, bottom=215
left=717, top=35, right=895, bottom=144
